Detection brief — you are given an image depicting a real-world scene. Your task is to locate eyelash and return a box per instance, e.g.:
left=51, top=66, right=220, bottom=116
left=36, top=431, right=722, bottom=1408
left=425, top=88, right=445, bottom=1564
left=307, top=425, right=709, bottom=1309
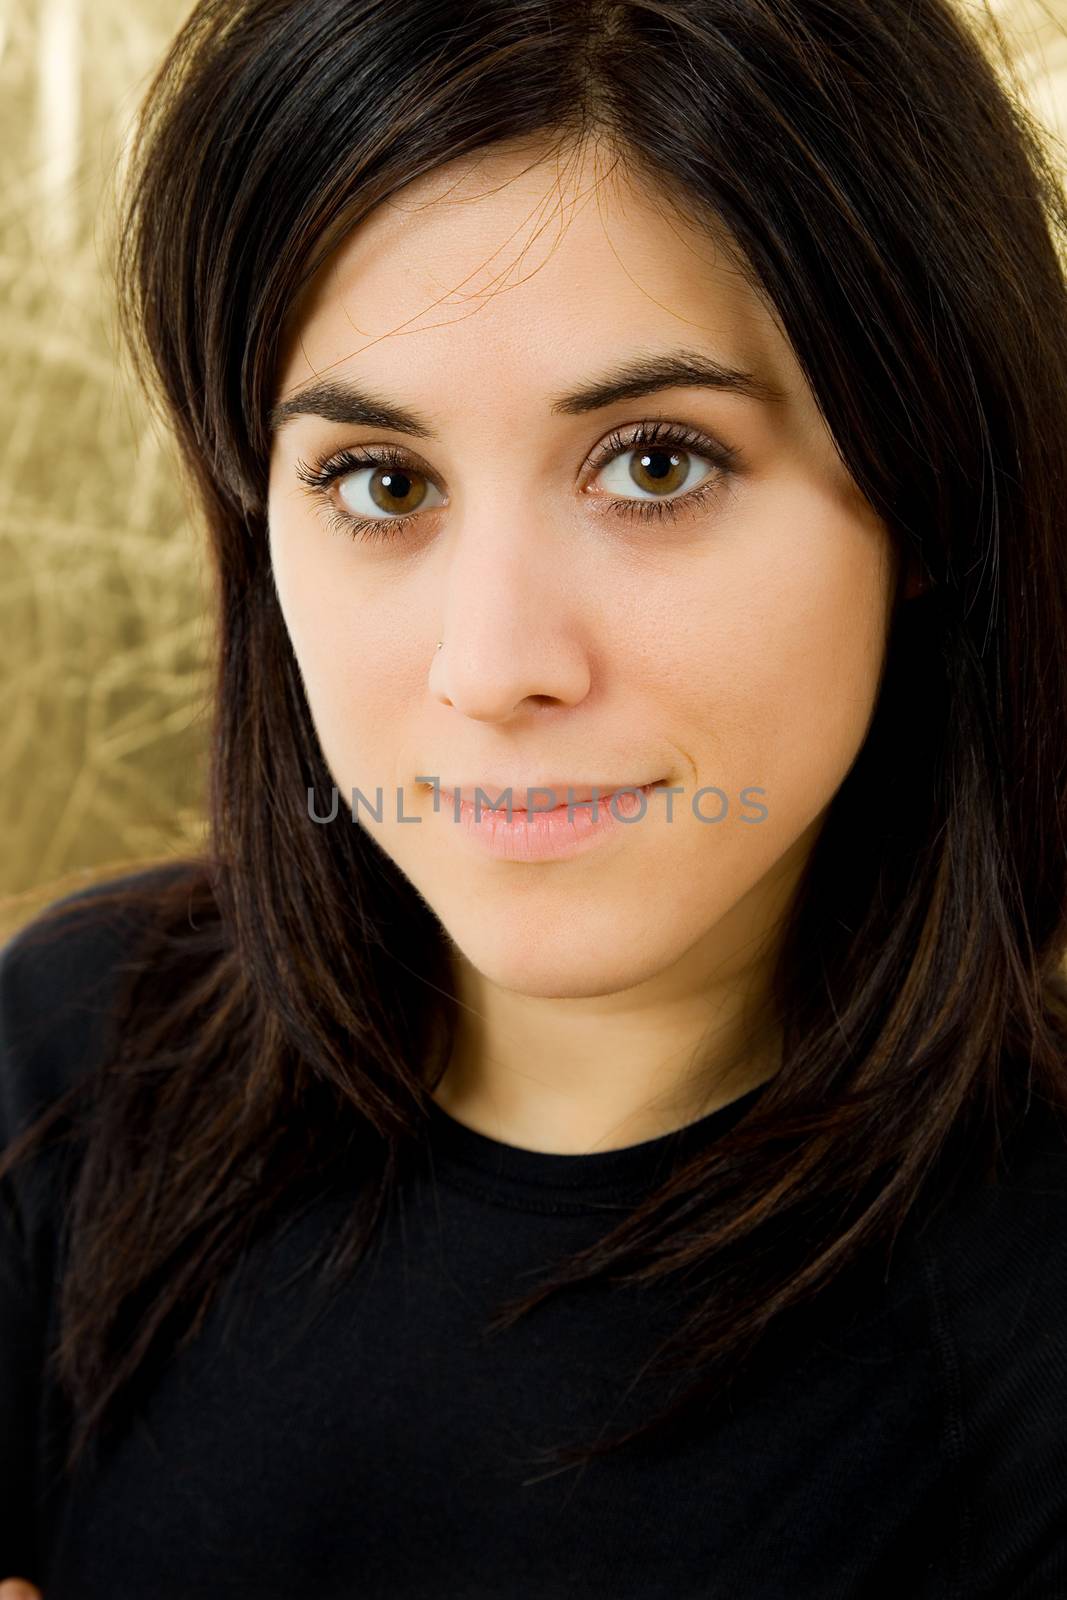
left=293, top=419, right=742, bottom=546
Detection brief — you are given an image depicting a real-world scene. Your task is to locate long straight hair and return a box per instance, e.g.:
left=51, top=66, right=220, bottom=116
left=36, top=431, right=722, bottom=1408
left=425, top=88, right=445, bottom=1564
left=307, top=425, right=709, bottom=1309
left=4, top=0, right=1067, bottom=1483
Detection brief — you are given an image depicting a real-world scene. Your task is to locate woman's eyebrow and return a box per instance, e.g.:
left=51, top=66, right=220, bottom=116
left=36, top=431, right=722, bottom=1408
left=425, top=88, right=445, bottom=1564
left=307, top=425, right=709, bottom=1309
left=268, top=347, right=786, bottom=440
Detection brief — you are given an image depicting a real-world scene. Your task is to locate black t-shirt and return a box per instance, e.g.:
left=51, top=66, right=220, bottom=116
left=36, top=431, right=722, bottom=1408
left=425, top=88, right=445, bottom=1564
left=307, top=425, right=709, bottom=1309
left=2, top=871, right=1066, bottom=1599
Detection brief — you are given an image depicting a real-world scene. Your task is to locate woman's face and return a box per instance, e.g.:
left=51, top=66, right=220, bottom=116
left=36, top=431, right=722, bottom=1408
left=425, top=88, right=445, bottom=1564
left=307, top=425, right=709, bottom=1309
left=267, top=139, right=900, bottom=1006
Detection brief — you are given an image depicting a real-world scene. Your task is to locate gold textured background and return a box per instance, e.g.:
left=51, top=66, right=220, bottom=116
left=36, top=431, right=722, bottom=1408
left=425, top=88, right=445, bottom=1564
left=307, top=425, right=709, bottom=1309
left=1, top=0, right=1066, bottom=941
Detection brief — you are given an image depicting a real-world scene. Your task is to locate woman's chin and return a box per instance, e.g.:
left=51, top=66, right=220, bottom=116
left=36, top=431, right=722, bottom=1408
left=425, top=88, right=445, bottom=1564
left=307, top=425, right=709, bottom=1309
left=441, top=916, right=690, bottom=1002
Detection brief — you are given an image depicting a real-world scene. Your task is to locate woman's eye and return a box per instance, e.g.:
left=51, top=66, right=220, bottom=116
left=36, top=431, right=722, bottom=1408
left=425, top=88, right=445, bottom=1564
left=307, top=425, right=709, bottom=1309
left=337, top=463, right=446, bottom=520
left=593, top=444, right=718, bottom=502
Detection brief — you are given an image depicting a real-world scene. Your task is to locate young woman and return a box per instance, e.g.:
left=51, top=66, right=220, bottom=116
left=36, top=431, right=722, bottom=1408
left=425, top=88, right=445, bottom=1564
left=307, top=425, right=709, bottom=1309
left=2, top=1, right=1067, bottom=1595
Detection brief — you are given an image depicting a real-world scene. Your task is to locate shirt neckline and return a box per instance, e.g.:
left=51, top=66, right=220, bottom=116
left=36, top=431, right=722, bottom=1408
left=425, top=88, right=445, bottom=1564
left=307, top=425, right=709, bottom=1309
left=422, top=1080, right=770, bottom=1208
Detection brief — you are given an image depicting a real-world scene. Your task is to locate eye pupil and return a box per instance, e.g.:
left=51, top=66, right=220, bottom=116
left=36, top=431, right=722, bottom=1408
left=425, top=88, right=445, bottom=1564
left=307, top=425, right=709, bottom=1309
left=631, top=447, right=688, bottom=495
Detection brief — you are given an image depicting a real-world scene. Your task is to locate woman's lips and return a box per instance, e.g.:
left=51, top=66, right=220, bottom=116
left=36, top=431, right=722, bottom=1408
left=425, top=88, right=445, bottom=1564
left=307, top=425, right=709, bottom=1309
left=435, top=781, right=667, bottom=863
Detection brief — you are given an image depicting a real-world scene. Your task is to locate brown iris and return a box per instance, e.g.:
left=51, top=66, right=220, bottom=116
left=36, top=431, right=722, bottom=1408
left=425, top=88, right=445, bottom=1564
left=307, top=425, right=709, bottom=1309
left=363, top=466, right=429, bottom=515
left=629, top=448, right=690, bottom=496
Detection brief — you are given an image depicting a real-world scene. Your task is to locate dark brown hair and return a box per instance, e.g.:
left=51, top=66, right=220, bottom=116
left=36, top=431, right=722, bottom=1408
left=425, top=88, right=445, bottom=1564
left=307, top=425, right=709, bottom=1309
left=4, top=0, right=1067, bottom=1484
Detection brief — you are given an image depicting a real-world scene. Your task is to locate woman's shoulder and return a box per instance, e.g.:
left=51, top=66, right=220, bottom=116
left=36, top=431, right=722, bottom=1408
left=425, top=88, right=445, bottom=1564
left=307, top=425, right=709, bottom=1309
left=0, top=860, right=196, bottom=1142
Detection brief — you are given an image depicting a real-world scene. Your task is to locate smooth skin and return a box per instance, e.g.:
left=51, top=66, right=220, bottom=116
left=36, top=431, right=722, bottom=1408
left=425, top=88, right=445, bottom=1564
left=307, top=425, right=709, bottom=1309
left=267, top=132, right=910, bottom=1158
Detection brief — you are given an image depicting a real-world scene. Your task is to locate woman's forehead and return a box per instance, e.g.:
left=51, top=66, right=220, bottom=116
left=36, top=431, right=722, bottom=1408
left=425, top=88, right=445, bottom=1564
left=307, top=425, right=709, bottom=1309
left=272, top=142, right=803, bottom=427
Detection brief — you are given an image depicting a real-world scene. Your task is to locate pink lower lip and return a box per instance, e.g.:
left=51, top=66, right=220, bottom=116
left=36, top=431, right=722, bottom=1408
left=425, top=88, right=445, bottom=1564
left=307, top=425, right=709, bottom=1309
left=435, top=782, right=664, bottom=862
